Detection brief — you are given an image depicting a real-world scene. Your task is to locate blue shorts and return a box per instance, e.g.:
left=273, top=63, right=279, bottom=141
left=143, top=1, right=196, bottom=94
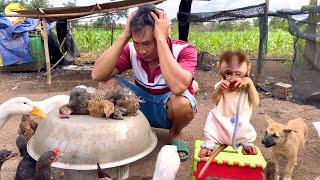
left=115, top=77, right=197, bottom=129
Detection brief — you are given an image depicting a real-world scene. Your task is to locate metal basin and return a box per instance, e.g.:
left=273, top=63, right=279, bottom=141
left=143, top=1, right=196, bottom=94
left=28, top=108, right=157, bottom=170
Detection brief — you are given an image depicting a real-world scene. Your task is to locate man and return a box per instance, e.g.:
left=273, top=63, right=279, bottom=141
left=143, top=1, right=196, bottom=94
left=91, top=5, right=197, bottom=162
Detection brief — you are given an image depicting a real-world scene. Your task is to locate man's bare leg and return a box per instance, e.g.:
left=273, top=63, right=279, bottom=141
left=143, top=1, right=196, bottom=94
left=167, top=95, right=195, bottom=157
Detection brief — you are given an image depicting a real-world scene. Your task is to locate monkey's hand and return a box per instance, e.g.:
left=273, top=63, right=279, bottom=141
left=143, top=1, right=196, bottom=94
left=212, top=80, right=230, bottom=104
left=219, top=80, right=230, bottom=91
left=233, top=77, right=253, bottom=89
left=242, top=146, right=257, bottom=155
left=234, top=77, right=259, bottom=106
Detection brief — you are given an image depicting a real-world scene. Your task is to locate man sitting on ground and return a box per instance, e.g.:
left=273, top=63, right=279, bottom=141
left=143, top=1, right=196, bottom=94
left=91, top=5, right=198, bottom=162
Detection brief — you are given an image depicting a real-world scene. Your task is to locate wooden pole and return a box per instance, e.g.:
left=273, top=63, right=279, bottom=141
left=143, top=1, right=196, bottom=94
left=5, top=0, right=165, bottom=19
left=42, top=18, right=52, bottom=84
left=178, top=0, right=193, bottom=41
left=111, top=20, right=115, bottom=46
left=304, top=0, right=318, bottom=69
left=255, top=0, right=269, bottom=84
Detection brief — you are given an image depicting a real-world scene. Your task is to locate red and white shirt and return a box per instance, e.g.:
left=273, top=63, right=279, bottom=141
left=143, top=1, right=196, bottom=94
left=116, top=38, right=197, bottom=95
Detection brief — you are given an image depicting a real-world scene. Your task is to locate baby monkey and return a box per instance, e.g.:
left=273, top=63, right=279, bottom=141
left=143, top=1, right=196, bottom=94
left=200, top=51, right=259, bottom=159
left=212, top=51, right=259, bottom=106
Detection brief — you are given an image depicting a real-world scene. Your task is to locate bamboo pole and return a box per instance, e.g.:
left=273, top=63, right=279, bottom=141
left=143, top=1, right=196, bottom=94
left=42, top=18, right=52, bottom=84
left=198, top=144, right=227, bottom=178
left=4, top=0, right=165, bottom=19
left=111, top=20, right=115, bottom=46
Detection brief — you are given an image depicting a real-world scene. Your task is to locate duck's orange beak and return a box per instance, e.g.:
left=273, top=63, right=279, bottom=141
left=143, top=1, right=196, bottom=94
left=30, top=106, right=48, bottom=119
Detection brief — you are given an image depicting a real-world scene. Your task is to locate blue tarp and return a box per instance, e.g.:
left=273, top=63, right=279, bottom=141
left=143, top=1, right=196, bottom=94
left=0, top=13, right=40, bottom=66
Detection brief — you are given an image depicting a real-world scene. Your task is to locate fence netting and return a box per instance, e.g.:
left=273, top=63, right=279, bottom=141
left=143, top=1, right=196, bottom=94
left=279, top=11, right=320, bottom=102
left=184, top=3, right=266, bottom=22
left=181, top=3, right=320, bottom=102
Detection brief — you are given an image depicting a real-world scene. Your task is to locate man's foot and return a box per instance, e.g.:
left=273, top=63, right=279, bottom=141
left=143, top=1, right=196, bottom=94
left=170, top=140, right=190, bottom=162
left=169, top=130, right=191, bottom=162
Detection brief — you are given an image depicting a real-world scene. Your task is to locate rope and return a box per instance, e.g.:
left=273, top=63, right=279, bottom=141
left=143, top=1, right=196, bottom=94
left=231, top=88, right=246, bottom=149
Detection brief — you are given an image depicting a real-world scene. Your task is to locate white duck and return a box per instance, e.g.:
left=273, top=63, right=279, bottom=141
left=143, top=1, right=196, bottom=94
left=152, top=145, right=181, bottom=180
left=119, top=145, right=180, bottom=180
left=0, top=95, right=69, bottom=130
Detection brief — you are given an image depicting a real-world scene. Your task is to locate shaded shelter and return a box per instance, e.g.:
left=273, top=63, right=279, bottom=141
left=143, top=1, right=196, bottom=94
left=5, top=0, right=165, bottom=84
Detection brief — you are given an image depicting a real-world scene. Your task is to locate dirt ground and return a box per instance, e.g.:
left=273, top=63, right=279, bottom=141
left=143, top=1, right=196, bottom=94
left=0, top=61, right=319, bottom=180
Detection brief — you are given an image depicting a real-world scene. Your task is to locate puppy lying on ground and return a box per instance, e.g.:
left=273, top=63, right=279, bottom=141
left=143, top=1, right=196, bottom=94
left=262, top=116, right=307, bottom=180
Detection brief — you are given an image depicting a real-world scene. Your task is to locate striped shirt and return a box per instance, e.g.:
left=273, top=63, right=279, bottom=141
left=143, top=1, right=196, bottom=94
left=116, top=38, right=197, bottom=95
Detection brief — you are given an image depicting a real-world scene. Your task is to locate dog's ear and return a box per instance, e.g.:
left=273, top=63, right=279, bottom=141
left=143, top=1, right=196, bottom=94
left=266, top=115, right=275, bottom=125
left=283, top=128, right=297, bottom=134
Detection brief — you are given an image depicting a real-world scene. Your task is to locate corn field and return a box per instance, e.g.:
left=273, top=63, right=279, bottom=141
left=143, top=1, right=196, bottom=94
left=72, top=27, right=293, bottom=59
left=72, top=27, right=123, bottom=53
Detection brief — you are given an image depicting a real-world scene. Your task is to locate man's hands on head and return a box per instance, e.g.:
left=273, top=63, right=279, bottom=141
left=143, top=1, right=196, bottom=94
left=122, top=11, right=136, bottom=40
left=150, top=9, right=170, bottom=41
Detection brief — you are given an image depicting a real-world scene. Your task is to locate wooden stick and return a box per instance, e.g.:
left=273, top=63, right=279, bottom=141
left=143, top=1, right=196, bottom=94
left=43, top=51, right=67, bottom=76
left=198, top=144, right=227, bottom=178
left=5, top=0, right=165, bottom=19
left=42, top=18, right=52, bottom=85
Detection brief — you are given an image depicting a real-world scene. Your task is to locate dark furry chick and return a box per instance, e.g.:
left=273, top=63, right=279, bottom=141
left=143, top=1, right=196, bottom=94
left=59, top=86, right=96, bottom=118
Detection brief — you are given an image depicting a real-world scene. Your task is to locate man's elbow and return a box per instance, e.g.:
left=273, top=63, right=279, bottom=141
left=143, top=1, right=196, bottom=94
left=171, top=77, right=193, bottom=95
left=171, top=84, right=188, bottom=96
left=91, top=71, right=100, bottom=81
left=91, top=71, right=107, bottom=82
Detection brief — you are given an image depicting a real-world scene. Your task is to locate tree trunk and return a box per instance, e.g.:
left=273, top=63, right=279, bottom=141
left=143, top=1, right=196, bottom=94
left=177, top=0, right=193, bottom=42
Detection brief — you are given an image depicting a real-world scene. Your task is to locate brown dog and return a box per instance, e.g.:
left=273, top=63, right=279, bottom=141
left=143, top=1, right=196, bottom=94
left=262, top=116, right=307, bottom=180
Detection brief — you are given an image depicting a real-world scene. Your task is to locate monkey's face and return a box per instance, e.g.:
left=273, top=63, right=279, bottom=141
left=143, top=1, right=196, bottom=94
left=220, top=59, right=248, bottom=79
left=219, top=59, right=249, bottom=90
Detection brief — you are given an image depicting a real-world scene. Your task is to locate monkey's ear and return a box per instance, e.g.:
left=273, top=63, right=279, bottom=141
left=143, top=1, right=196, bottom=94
left=247, top=62, right=252, bottom=76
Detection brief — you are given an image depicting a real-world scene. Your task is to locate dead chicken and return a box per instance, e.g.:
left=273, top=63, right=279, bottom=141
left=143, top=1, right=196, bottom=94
left=59, top=106, right=73, bottom=118
left=59, top=85, right=96, bottom=118
left=112, top=106, right=126, bottom=120
left=115, top=88, right=143, bottom=116
left=88, top=90, right=114, bottom=119
left=59, top=86, right=142, bottom=120
left=105, top=88, right=143, bottom=120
